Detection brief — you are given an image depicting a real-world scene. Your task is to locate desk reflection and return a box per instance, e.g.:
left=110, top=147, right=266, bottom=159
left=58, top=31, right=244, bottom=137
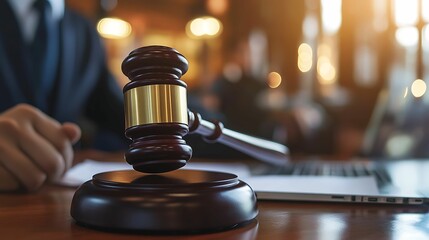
left=257, top=201, right=429, bottom=240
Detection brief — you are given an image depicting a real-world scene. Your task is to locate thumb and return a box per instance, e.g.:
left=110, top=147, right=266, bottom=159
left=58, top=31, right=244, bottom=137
left=61, top=122, right=81, bottom=144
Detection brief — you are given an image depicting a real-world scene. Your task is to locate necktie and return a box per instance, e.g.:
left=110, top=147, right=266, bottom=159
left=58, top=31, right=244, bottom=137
left=30, top=0, right=56, bottom=111
left=31, top=0, right=50, bottom=80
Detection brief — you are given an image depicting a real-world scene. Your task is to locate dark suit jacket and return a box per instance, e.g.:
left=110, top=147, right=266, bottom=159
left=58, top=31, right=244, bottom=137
left=0, top=2, right=126, bottom=150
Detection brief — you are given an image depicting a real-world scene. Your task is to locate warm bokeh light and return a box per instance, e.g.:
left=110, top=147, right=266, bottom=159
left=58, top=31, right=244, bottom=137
left=267, top=72, right=282, bottom=88
left=317, top=56, right=336, bottom=84
left=411, top=79, right=427, bottom=98
left=298, top=43, right=313, bottom=72
left=321, top=0, right=342, bottom=34
left=395, top=27, right=419, bottom=47
left=97, top=17, right=132, bottom=39
left=186, top=16, right=222, bottom=38
left=393, top=0, right=419, bottom=27
left=189, top=18, right=205, bottom=37
left=206, top=0, right=229, bottom=15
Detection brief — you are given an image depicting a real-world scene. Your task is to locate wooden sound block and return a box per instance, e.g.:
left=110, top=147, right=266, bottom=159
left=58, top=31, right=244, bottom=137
left=70, top=169, right=258, bottom=233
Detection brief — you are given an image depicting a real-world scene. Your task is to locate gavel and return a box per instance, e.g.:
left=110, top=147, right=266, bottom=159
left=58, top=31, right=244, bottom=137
left=71, top=45, right=286, bottom=232
left=121, top=45, right=289, bottom=173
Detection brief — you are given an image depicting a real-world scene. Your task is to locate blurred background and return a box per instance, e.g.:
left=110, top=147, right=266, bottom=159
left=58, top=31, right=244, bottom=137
left=67, top=0, right=429, bottom=160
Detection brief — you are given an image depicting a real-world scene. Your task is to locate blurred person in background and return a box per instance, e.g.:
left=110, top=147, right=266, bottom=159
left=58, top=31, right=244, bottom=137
left=0, top=0, right=126, bottom=192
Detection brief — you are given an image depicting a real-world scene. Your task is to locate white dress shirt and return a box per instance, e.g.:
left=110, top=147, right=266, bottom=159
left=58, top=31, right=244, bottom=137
left=7, top=0, right=64, bottom=44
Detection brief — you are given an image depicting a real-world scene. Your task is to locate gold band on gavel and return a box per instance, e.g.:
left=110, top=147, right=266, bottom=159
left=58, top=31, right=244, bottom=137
left=124, top=84, right=188, bottom=129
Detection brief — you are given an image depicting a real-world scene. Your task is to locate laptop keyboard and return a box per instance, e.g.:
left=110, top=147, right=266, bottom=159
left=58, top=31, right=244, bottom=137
left=266, top=161, right=392, bottom=185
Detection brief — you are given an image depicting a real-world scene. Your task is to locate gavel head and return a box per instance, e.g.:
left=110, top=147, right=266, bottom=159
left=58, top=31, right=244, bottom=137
left=121, top=46, right=192, bottom=173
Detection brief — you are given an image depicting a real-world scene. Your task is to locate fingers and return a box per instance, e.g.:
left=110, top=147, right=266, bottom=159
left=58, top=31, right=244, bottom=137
left=0, top=136, right=47, bottom=192
left=22, top=106, right=82, bottom=177
left=61, top=122, right=81, bottom=144
left=60, top=122, right=82, bottom=169
left=0, top=104, right=81, bottom=192
left=17, top=125, right=67, bottom=181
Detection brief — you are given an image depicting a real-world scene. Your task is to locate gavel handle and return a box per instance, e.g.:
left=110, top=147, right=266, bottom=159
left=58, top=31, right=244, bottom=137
left=188, top=111, right=289, bottom=166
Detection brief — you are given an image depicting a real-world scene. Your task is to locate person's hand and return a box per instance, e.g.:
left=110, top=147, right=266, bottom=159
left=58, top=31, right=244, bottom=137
left=0, top=104, right=81, bottom=192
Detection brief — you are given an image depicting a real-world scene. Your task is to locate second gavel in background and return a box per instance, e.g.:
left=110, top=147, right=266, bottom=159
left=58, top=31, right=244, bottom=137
left=122, top=45, right=289, bottom=173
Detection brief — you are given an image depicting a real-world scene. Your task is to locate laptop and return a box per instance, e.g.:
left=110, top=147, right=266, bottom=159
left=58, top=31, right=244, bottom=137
left=242, top=158, right=429, bottom=205
left=241, top=89, right=429, bottom=205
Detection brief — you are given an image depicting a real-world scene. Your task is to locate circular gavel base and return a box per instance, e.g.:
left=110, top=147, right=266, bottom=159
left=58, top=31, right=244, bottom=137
left=70, top=169, right=258, bottom=233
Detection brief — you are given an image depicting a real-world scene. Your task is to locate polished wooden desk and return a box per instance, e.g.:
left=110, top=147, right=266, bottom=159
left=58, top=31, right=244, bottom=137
left=1, top=184, right=428, bottom=240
